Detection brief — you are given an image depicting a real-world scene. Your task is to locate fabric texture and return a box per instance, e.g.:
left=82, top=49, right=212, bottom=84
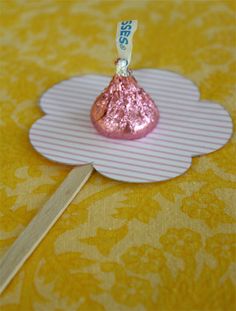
left=0, top=1, right=236, bottom=310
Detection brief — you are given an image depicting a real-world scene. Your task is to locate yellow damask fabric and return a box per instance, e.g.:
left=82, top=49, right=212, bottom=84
left=0, top=0, right=236, bottom=310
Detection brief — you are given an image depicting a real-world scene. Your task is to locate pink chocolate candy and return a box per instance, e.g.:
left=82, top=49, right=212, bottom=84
left=90, top=73, right=159, bottom=140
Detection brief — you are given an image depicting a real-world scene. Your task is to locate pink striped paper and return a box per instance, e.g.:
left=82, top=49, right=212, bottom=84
left=30, top=69, right=233, bottom=183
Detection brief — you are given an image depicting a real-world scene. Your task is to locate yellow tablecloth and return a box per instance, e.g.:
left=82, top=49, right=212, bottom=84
left=1, top=1, right=236, bottom=310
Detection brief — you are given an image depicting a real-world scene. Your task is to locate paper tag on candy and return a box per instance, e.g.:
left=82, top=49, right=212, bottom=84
left=116, top=20, right=137, bottom=67
left=91, top=20, right=159, bottom=140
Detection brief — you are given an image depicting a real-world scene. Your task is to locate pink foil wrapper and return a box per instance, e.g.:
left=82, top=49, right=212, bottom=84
left=90, top=74, right=159, bottom=140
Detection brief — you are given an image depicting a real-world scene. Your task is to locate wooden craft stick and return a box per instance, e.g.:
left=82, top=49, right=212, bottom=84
left=0, top=164, right=93, bottom=294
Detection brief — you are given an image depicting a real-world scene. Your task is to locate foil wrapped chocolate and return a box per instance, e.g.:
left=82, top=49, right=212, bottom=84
left=90, top=69, right=159, bottom=140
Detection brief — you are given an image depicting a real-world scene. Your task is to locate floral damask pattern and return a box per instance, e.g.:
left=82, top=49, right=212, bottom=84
left=0, top=1, right=236, bottom=310
left=182, top=187, right=236, bottom=228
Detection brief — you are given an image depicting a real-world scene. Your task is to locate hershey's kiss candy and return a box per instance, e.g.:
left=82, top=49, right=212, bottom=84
left=91, top=59, right=159, bottom=140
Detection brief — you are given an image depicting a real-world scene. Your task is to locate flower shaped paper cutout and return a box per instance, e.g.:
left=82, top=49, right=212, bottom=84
left=30, top=69, right=233, bottom=183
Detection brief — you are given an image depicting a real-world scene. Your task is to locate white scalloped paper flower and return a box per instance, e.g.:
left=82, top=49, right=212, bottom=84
left=30, top=69, right=233, bottom=183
